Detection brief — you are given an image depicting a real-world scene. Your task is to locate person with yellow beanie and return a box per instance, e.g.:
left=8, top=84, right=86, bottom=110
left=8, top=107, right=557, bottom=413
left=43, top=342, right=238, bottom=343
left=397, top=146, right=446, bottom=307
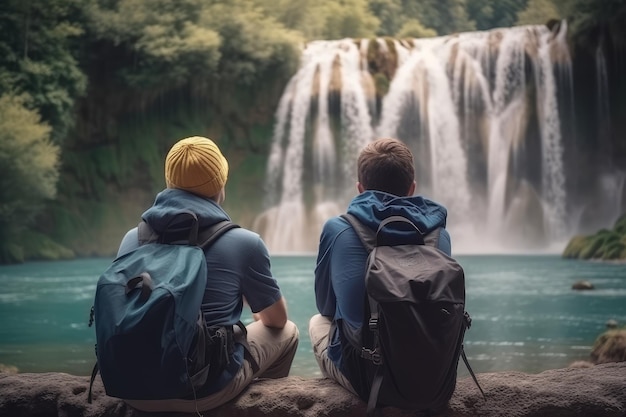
left=115, top=136, right=299, bottom=412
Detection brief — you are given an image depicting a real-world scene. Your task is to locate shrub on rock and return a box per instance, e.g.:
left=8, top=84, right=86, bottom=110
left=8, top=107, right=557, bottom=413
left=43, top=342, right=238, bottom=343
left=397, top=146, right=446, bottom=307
left=591, top=329, right=626, bottom=364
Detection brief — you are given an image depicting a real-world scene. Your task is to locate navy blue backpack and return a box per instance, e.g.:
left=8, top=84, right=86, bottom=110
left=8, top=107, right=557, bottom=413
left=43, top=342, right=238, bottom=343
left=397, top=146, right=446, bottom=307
left=87, top=212, right=242, bottom=401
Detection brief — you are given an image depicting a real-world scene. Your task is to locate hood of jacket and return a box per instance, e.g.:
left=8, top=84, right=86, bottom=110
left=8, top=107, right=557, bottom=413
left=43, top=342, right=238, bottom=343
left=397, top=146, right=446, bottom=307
left=346, top=190, right=447, bottom=242
left=141, top=188, right=230, bottom=233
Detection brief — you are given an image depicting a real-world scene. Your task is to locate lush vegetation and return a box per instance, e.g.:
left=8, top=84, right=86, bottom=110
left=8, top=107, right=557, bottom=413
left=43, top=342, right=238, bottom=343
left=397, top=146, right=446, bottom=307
left=0, top=0, right=625, bottom=263
left=563, top=213, right=626, bottom=261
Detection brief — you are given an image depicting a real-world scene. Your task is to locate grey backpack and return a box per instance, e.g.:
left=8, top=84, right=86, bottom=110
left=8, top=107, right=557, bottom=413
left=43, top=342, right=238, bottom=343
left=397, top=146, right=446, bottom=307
left=341, top=214, right=484, bottom=415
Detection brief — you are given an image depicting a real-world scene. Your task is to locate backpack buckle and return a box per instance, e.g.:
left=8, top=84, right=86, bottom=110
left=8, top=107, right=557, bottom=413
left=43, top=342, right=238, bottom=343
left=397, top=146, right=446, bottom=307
left=361, top=348, right=382, bottom=365
left=368, top=318, right=378, bottom=331
left=464, top=311, right=472, bottom=329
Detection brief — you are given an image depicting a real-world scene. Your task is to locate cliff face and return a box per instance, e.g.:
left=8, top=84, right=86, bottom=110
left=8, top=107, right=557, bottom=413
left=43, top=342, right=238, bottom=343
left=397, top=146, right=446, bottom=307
left=1, top=363, right=625, bottom=417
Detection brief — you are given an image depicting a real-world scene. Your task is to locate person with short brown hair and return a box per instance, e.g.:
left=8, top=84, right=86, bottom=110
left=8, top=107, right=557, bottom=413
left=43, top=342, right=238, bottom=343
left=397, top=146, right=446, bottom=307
left=357, top=137, right=416, bottom=196
left=309, top=137, right=451, bottom=399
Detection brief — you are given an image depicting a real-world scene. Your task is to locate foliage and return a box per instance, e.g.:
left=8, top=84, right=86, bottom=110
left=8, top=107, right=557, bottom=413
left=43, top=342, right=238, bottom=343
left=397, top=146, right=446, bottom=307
left=467, top=0, right=529, bottom=30
left=400, top=0, right=475, bottom=35
left=85, top=0, right=221, bottom=88
left=85, top=0, right=302, bottom=88
left=396, top=19, right=438, bottom=38
left=0, top=0, right=87, bottom=143
left=265, top=0, right=379, bottom=40
left=562, top=234, right=590, bottom=258
left=369, top=0, right=404, bottom=36
left=321, top=0, right=380, bottom=39
left=559, top=0, right=626, bottom=49
left=199, top=0, right=303, bottom=85
left=0, top=94, right=60, bottom=263
left=563, top=215, right=626, bottom=261
left=516, top=0, right=561, bottom=26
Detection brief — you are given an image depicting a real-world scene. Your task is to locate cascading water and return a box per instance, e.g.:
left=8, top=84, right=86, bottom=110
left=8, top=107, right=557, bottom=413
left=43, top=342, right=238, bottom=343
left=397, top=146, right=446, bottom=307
left=253, top=39, right=374, bottom=252
left=254, top=23, right=590, bottom=254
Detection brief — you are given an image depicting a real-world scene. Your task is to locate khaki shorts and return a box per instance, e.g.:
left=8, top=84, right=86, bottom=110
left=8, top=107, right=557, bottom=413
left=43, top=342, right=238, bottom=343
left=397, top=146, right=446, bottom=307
left=125, top=319, right=299, bottom=413
left=308, top=314, right=357, bottom=395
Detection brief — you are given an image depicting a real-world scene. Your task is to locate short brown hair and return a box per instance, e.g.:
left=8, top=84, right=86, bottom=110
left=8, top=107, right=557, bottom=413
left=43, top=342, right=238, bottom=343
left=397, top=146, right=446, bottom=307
left=357, top=138, right=415, bottom=196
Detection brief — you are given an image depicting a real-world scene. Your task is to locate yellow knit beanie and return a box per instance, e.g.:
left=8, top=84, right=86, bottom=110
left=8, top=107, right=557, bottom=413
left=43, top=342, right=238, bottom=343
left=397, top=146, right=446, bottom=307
left=164, top=136, right=229, bottom=199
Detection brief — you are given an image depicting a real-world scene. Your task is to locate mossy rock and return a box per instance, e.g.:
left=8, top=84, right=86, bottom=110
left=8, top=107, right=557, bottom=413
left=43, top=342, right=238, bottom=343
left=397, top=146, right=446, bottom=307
left=592, top=232, right=622, bottom=259
left=579, top=234, right=607, bottom=259
left=591, top=328, right=626, bottom=364
left=562, top=235, right=590, bottom=258
left=564, top=212, right=626, bottom=261
left=602, top=241, right=626, bottom=260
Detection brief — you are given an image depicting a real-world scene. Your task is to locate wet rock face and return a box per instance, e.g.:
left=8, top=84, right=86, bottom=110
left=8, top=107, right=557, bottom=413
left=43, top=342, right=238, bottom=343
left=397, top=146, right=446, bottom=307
left=1, top=362, right=626, bottom=417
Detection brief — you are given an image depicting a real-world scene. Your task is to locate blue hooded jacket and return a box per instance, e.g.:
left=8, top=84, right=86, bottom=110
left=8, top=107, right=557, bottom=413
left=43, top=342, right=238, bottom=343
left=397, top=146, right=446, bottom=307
left=314, top=190, right=451, bottom=373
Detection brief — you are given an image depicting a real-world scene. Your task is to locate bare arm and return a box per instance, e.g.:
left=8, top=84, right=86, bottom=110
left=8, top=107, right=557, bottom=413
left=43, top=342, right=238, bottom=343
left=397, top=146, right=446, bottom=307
left=255, top=296, right=288, bottom=329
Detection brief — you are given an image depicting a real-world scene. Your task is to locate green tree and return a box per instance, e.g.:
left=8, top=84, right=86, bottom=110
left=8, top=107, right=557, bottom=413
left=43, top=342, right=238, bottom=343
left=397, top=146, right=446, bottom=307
left=85, top=0, right=222, bottom=88
left=556, top=0, right=626, bottom=48
left=86, top=0, right=302, bottom=88
left=0, top=0, right=88, bottom=142
left=200, top=0, right=303, bottom=85
left=264, top=0, right=329, bottom=40
left=396, top=19, right=438, bottom=38
left=467, top=0, right=529, bottom=30
left=516, top=0, right=561, bottom=25
left=0, top=94, right=59, bottom=263
left=258, top=0, right=379, bottom=40
left=400, top=0, right=474, bottom=35
left=369, top=0, right=404, bottom=36
left=322, top=0, right=380, bottom=39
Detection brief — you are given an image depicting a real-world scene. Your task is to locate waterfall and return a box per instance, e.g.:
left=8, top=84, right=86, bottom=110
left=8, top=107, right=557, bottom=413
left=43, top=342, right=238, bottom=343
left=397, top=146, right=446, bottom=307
left=253, top=39, right=374, bottom=252
left=595, top=42, right=612, bottom=155
left=255, top=24, right=576, bottom=254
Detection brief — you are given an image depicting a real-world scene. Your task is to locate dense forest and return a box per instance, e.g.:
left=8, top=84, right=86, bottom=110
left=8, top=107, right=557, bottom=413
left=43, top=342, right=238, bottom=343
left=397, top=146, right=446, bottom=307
left=1, top=0, right=625, bottom=263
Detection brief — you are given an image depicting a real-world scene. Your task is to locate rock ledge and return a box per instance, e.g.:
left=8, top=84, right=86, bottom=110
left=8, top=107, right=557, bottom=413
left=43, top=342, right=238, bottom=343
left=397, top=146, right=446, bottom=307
left=1, top=362, right=625, bottom=417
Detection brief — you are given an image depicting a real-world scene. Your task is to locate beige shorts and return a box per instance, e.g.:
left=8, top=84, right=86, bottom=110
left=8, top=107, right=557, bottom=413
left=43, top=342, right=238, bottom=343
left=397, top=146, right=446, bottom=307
left=124, top=319, right=299, bottom=413
left=308, top=314, right=357, bottom=395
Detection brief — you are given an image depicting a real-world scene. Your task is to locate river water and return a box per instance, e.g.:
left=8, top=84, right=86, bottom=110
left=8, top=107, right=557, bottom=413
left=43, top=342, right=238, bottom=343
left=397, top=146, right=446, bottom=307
left=0, top=255, right=624, bottom=378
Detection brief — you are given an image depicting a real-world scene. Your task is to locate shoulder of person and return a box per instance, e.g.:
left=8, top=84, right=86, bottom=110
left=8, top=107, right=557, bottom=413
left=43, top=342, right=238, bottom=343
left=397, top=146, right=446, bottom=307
left=323, top=215, right=353, bottom=233
left=216, top=225, right=261, bottom=242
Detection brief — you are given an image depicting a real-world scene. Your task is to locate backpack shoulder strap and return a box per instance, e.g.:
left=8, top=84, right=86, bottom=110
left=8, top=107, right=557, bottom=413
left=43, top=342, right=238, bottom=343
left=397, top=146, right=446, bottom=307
left=137, top=221, right=159, bottom=245
left=197, top=220, right=240, bottom=250
left=340, top=213, right=376, bottom=252
left=138, top=211, right=200, bottom=245
left=424, top=227, right=442, bottom=248
left=136, top=216, right=240, bottom=249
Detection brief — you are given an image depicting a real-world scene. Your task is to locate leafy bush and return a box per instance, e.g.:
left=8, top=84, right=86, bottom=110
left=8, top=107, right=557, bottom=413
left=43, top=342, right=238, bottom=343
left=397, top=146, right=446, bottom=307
left=564, top=215, right=626, bottom=261
left=0, top=94, right=59, bottom=263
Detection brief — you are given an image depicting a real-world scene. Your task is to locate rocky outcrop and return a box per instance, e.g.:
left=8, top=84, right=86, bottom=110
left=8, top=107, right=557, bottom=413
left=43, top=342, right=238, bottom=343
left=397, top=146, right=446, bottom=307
left=1, top=363, right=625, bottom=417
left=592, top=329, right=626, bottom=364
left=563, top=213, right=626, bottom=261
